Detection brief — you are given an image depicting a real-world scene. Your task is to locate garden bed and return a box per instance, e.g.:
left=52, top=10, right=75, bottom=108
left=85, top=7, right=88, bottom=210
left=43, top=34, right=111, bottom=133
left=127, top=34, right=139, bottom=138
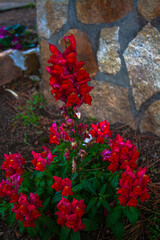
left=0, top=77, right=160, bottom=240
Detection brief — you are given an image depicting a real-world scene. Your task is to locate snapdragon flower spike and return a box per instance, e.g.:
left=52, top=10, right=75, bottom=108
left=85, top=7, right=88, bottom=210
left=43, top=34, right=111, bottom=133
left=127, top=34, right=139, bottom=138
left=49, top=122, right=72, bottom=145
left=12, top=193, right=42, bottom=228
left=51, top=176, right=73, bottom=197
left=32, top=146, right=56, bottom=171
left=47, top=34, right=93, bottom=108
left=1, top=153, right=25, bottom=177
left=55, top=197, right=86, bottom=232
left=0, top=174, right=24, bottom=203
left=101, top=134, right=139, bottom=173
left=89, top=120, right=112, bottom=144
left=117, top=167, right=150, bottom=207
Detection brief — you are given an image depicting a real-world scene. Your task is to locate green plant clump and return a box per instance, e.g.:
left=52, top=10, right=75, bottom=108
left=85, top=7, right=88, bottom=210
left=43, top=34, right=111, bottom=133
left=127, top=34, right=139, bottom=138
left=15, top=93, right=45, bottom=126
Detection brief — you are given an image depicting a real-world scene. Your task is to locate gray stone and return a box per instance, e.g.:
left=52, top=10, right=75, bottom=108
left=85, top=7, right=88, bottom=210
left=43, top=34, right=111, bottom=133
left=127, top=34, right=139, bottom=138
left=124, top=24, right=160, bottom=110
left=0, top=0, right=34, bottom=10
left=80, top=80, right=135, bottom=129
left=36, top=0, right=68, bottom=39
left=140, top=100, right=160, bottom=137
left=97, top=27, right=121, bottom=75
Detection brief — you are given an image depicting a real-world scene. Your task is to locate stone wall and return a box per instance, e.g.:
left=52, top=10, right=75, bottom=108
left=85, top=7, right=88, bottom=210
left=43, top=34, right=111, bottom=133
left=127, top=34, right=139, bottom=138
left=36, top=0, right=160, bottom=137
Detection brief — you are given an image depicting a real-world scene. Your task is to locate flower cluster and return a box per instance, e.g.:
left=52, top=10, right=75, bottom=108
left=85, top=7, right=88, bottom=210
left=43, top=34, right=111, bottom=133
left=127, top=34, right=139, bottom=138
left=12, top=193, right=42, bottom=227
left=89, top=120, right=112, bottom=144
left=1, top=153, right=25, bottom=177
left=32, top=146, right=56, bottom=171
left=46, top=34, right=93, bottom=108
left=0, top=26, right=22, bottom=50
left=117, top=167, right=150, bottom=207
left=101, top=134, right=139, bottom=173
left=49, top=123, right=71, bottom=145
left=0, top=174, right=23, bottom=203
left=56, top=197, right=86, bottom=232
left=51, top=176, right=73, bottom=197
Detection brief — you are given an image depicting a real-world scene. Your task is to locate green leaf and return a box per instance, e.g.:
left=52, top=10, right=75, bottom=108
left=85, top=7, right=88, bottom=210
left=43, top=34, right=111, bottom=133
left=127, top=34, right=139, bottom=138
left=15, top=25, right=27, bottom=35
left=82, top=218, right=98, bottom=231
left=0, top=206, right=5, bottom=220
left=42, top=230, right=52, bottom=240
left=27, top=227, right=37, bottom=237
left=72, top=184, right=83, bottom=193
left=47, top=178, right=54, bottom=195
left=40, top=179, right=45, bottom=187
left=124, top=207, right=139, bottom=226
left=106, top=206, right=122, bottom=228
left=36, top=186, right=44, bottom=195
left=42, top=197, right=51, bottom=211
left=71, top=172, right=78, bottom=180
left=19, top=221, right=25, bottom=234
left=86, top=198, right=97, bottom=212
left=82, top=179, right=96, bottom=195
left=93, top=179, right=100, bottom=191
left=5, top=24, right=20, bottom=31
left=0, top=36, right=12, bottom=47
left=39, top=216, right=59, bottom=235
left=7, top=209, right=16, bottom=226
left=22, top=42, right=35, bottom=48
left=52, top=192, right=62, bottom=203
left=100, top=184, right=106, bottom=195
left=111, top=221, right=124, bottom=240
left=60, top=226, right=70, bottom=240
left=70, top=231, right=81, bottom=240
left=102, top=199, right=111, bottom=213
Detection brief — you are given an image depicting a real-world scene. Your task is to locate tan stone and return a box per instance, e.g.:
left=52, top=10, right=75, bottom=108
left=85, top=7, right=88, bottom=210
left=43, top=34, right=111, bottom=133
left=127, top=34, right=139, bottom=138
left=76, top=0, right=132, bottom=24
left=60, top=29, right=98, bottom=77
left=24, top=52, right=40, bottom=76
left=80, top=80, right=135, bottom=129
left=39, top=39, right=52, bottom=103
left=138, top=0, right=160, bottom=22
left=97, top=27, right=121, bottom=75
left=123, top=24, right=160, bottom=110
left=36, top=0, right=68, bottom=39
left=140, top=100, right=160, bottom=137
left=0, top=50, right=23, bottom=86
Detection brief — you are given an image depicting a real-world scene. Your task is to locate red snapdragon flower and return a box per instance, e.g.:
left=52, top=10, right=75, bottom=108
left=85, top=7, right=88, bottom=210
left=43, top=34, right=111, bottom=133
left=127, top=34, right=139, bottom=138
left=51, top=176, right=73, bottom=197
left=55, top=197, right=86, bottom=232
left=12, top=193, right=42, bottom=227
left=89, top=120, right=112, bottom=144
left=101, top=134, right=139, bottom=172
left=47, top=34, right=93, bottom=108
left=117, top=167, right=150, bottom=207
left=49, top=122, right=71, bottom=145
left=1, top=153, right=25, bottom=177
left=32, top=146, right=56, bottom=171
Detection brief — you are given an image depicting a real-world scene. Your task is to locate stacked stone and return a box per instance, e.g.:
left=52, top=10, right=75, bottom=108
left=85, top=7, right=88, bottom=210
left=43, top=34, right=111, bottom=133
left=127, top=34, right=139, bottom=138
left=36, top=0, right=160, bottom=137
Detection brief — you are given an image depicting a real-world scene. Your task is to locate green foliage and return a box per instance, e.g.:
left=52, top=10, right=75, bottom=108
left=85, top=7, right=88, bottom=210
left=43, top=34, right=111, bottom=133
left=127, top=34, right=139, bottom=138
left=0, top=24, right=38, bottom=50
left=15, top=93, right=45, bottom=126
left=1, top=100, right=145, bottom=240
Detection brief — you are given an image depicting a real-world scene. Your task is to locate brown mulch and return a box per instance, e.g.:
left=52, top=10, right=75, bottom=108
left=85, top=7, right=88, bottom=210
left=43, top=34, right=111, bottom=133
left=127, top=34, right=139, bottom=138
left=0, top=7, right=36, bottom=29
